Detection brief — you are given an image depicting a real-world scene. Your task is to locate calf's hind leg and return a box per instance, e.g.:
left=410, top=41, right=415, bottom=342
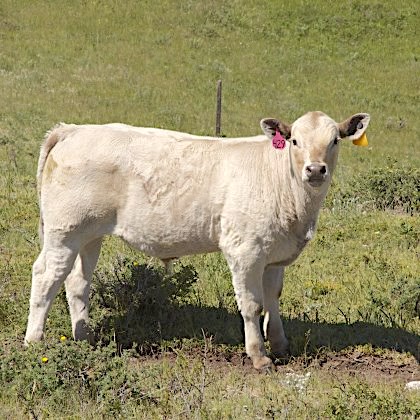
left=64, top=238, right=102, bottom=343
left=25, top=237, right=79, bottom=344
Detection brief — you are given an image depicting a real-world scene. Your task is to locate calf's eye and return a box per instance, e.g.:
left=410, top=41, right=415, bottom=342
left=292, top=139, right=297, bottom=146
left=333, top=138, right=339, bottom=145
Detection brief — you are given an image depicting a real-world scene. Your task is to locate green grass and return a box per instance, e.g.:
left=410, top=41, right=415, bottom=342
left=1, top=339, right=419, bottom=419
left=1, top=0, right=419, bottom=417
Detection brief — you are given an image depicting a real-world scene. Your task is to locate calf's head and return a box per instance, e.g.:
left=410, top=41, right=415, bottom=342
left=261, top=111, right=370, bottom=189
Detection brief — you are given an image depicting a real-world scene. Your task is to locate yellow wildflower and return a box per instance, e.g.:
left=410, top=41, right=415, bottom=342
left=133, top=261, right=139, bottom=266
left=60, top=335, right=67, bottom=342
left=41, top=357, right=48, bottom=363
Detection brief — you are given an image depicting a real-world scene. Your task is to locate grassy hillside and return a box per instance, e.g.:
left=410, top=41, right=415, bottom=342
left=0, top=0, right=419, bottom=417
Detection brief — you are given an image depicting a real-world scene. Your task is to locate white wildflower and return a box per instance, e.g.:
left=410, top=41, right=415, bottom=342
left=405, top=381, right=420, bottom=391
left=281, top=372, right=311, bottom=394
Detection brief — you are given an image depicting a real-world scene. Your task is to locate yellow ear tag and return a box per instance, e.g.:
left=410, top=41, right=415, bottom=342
left=352, top=132, right=368, bottom=147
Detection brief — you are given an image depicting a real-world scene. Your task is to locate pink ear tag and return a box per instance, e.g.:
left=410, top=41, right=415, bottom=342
left=272, top=131, right=286, bottom=149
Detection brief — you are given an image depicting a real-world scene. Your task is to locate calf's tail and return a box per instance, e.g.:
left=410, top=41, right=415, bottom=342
left=37, top=123, right=76, bottom=245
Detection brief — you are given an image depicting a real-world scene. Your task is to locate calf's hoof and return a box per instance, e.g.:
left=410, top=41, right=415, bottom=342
left=74, top=322, right=96, bottom=345
left=271, top=339, right=290, bottom=360
left=252, top=355, right=274, bottom=371
left=24, top=330, right=44, bottom=346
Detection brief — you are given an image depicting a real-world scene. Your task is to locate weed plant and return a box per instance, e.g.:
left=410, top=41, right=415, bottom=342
left=326, top=160, right=420, bottom=214
left=90, top=258, right=199, bottom=347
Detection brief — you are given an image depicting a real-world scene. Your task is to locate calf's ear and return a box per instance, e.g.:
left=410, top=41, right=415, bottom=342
left=338, top=113, right=370, bottom=141
left=260, top=118, right=291, bottom=140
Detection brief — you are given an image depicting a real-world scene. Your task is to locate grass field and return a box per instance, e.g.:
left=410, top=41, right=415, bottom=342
left=0, top=0, right=419, bottom=418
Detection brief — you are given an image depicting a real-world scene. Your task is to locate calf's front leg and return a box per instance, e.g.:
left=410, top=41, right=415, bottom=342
left=262, top=265, right=289, bottom=358
left=225, top=256, right=273, bottom=370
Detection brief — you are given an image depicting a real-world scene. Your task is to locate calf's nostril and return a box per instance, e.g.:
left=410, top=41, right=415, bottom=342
left=320, top=165, right=326, bottom=174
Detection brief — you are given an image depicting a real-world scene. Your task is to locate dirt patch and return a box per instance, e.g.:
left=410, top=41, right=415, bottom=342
left=135, top=343, right=257, bottom=373
left=133, top=344, right=419, bottom=383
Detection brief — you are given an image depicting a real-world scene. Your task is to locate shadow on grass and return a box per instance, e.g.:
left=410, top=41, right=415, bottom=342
left=283, top=319, right=419, bottom=362
left=95, top=309, right=420, bottom=362
left=91, top=259, right=419, bottom=362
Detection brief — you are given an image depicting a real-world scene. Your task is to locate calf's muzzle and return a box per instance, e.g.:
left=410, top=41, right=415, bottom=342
left=305, top=163, right=327, bottom=186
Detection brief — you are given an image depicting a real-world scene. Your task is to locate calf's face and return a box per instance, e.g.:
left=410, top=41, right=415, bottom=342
left=261, top=111, right=370, bottom=189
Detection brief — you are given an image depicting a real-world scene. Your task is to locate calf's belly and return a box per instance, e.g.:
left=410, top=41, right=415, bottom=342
left=112, top=214, right=221, bottom=259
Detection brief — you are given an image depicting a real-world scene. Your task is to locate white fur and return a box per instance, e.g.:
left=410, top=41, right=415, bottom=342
left=25, top=111, right=369, bottom=369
